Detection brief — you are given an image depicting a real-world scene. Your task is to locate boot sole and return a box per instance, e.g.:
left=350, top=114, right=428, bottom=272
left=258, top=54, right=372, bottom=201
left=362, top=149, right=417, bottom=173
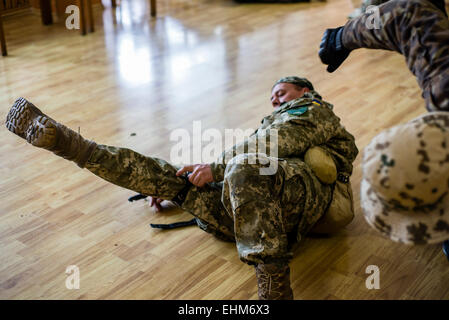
left=5, top=98, right=55, bottom=147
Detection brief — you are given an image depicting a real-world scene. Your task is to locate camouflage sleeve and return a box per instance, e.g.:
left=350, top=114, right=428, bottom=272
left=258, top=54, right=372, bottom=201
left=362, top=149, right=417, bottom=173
left=342, top=0, right=402, bottom=52
left=342, top=0, right=449, bottom=111
left=209, top=161, right=227, bottom=183
left=210, top=106, right=340, bottom=182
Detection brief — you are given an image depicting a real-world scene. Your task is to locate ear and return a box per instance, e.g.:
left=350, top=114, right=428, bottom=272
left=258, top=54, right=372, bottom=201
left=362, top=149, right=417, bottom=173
left=299, top=87, right=310, bottom=97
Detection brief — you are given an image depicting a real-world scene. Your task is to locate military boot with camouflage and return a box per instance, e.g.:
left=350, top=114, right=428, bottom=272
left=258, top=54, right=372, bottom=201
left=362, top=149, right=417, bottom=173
left=255, top=263, right=294, bottom=300
left=5, top=98, right=97, bottom=168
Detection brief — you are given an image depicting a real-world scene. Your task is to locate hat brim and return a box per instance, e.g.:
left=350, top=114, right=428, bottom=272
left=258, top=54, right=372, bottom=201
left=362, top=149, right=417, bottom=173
left=360, top=178, right=449, bottom=245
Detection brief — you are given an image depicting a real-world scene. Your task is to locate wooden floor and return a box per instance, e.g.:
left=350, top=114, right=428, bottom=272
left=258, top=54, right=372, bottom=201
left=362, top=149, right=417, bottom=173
left=0, top=0, right=448, bottom=300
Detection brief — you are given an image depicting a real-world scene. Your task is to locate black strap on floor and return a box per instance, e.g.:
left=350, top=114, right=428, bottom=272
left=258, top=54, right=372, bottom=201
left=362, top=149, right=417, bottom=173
left=127, top=172, right=195, bottom=230
left=128, top=194, right=148, bottom=202
left=150, top=218, right=197, bottom=230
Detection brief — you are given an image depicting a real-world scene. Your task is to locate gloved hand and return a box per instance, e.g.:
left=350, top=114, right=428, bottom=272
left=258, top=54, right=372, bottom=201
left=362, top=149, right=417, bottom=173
left=319, top=26, right=351, bottom=73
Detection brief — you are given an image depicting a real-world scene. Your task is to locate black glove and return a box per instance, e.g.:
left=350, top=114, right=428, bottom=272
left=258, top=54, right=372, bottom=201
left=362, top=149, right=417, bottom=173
left=319, top=27, right=351, bottom=73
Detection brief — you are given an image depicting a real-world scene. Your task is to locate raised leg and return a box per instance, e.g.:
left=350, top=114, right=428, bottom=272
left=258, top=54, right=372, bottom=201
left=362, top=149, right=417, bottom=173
left=5, top=98, right=235, bottom=240
left=85, top=145, right=188, bottom=200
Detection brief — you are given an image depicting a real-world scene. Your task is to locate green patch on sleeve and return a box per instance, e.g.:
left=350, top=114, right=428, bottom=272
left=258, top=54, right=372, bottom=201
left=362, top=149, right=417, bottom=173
left=287, top=106, right=308, bottom=116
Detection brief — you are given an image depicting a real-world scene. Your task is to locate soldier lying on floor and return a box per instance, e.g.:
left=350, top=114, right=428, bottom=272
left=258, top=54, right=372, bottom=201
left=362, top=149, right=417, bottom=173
left=5, top=76, right=358, bottom=300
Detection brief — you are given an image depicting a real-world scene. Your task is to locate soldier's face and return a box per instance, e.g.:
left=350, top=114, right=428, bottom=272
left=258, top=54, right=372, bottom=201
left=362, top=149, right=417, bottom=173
left=271, top=83, right=310, bottom=108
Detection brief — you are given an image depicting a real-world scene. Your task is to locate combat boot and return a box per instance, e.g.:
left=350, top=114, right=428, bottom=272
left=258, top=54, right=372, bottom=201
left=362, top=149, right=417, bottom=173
left=255, top=263, right=294, bottom=300
left=5, top=98, right=97, bottom=168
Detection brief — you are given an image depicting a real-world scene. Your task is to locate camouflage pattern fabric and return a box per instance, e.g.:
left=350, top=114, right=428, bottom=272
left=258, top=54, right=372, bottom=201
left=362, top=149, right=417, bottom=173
left=84, top=90, right=358, bottom=265
left=209, top=91, right=358, bottom=182
left=361, top=112, right=449, bottom=244
left=220, top=153, right=333, bottom=265
left=85, top=146, right=334, bottom=264
left=85, top=145, right=236, bottom=242
left=85, top=145, right=187, bottom=199
left=342, top=0, right=449, bottom=111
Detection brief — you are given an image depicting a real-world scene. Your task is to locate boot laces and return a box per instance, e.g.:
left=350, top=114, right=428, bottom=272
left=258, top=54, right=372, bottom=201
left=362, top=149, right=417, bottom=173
left=257, top=267, right=285, bottom=299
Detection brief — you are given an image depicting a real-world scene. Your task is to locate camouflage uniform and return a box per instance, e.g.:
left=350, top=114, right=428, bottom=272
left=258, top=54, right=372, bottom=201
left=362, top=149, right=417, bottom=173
left=342, top=0, right=449, bottom=111
left=85, top=90, right=358, bottom=266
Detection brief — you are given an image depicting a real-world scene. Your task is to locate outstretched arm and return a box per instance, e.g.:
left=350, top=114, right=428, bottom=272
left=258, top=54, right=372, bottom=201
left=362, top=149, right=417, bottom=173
left=319, top=0, right=449, bottom=111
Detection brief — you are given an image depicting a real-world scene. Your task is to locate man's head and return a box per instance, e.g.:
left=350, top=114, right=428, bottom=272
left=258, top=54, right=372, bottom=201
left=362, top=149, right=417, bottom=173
left=271, top=76, right=314, bottom=108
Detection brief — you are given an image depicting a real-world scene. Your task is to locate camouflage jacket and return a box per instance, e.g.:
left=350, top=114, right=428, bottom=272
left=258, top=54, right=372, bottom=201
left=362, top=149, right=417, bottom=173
left=209, top=91, right=359, bottom=182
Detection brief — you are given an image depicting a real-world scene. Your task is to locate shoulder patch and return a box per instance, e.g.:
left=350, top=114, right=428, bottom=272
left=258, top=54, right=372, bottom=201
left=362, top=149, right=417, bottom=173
left=287, top=106, right=308, bottom=116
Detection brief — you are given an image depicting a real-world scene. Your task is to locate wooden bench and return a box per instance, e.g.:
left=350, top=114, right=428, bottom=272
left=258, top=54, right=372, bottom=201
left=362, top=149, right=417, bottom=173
left=0, top=0, right=33, bottom=56
left=0, top=0, right=97, bottom=56
left=1, top=0, right=157, bottom=56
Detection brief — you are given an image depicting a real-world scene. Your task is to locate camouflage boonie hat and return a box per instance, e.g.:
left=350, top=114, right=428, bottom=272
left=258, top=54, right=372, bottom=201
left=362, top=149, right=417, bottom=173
left=361, top=112, right=449, bottom=245
left=273, top=76, right=314, bottom=91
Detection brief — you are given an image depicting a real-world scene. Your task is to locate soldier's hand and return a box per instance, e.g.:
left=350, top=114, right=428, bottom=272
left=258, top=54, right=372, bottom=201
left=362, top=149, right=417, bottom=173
left=176, top=164, right=214, bottom=187
left=319, top=26, right=351, bottom=73
left=149, top=197, right=164, bottom=212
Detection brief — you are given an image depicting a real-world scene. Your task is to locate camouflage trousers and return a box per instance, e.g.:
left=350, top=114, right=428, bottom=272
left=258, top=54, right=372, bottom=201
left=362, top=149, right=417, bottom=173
left=343, top=0, right=449, bottom=111
left=85, top=145, right=332, bottom=265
